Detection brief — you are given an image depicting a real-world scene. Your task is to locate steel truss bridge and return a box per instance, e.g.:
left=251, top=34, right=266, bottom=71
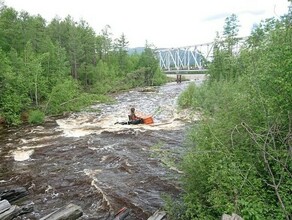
left=155, top=37, right=246, bottom=73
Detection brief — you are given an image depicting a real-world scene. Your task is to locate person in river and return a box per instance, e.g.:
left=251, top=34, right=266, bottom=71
left=128, top=107, right=143, bottom=124
left=115, top=107, right=144, bottom=125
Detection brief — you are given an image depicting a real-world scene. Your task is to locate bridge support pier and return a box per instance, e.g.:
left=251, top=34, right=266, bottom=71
left=176, top=74, right=182, bottom=84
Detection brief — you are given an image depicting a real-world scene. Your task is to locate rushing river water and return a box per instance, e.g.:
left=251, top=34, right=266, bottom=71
left=0, top=79, right=204, bottom=220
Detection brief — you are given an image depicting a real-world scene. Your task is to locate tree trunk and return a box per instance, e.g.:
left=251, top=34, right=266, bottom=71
left=35, top=73, right=38, bottom=106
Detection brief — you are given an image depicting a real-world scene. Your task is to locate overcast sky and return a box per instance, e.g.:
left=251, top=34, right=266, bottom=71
left=3, top=0, right=290, bottom=48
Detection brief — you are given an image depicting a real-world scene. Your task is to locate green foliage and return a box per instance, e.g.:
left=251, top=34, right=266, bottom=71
left=223, top=14, right=239, bottom=38
left=177, top=83, right=197, bottom=109
left=0, top=7, right=21, bottom=52
left=163, top=194, right=187, bottom=220
left=28, top=109, right=45, bottom=124
left=0, top=4, right=166, bottom=125
left=0, top=91, right=29, bottom=125
left=45, top=78, right=81, bottom=114
left=176, top=12, right=292, bottom=220
left=113, top=33, right=129, bottom=73
left=0, top=48, right=31, bottom=125
left=45, top=78, right=105, bottom=115
left=125, top=68, right=146, bottom=88
left=208, top=14, right=242, bottom=82
left=208, top=48, right=241, bottom=82
left=22, top=41, right=48, bottom=106
left=151, top=68, right=167, bottom=86
left=137, top=45, right=161, bottom=86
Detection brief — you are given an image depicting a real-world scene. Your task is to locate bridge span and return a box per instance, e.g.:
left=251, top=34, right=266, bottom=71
left=156, top=42, right=213, bottom=73
left=155, top=37, right=246, bottom=73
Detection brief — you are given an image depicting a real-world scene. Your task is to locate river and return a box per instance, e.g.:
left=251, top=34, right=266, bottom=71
left=0, top=78, right=204, bottom=219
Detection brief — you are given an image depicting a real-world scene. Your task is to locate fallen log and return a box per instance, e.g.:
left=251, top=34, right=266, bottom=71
left=0, top=200, right=11, bottom=214
left=0, top=205, right=21, bottom=220
left=147, top=210, right=167, bottom=220
left=40, top=203, right=83, bottom=220
left=0, top=187, right=28, bottom=203
left=0, top=200, right=33, bottom=219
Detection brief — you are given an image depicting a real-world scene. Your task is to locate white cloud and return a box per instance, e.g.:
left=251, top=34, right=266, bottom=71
left=3, top=0, right=290, bottom=48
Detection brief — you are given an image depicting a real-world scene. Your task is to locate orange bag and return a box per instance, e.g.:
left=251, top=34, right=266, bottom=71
left=142, top=116, right=154, bottom=124
left=136, top=111, right=154, bottom=124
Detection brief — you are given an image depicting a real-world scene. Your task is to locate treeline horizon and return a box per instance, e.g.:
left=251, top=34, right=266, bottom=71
left=0, top=2, right=167, bottom=125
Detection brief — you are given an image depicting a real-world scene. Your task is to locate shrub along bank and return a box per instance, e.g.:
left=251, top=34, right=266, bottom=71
left=170, top=12, right=292, bottom=220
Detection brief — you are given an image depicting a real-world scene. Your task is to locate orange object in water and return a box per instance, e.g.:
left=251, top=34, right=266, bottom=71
left=142, top=116, right=154, bottom=124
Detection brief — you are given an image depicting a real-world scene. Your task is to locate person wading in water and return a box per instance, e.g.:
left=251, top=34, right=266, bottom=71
left=115, top=107, right=144, bottom=125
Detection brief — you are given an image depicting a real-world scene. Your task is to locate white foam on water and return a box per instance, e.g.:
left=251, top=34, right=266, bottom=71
left=55, top=108, right=200, bottom=138
left=13, top=149, right=34, bottom=161
left=8, top=134, right=59, bottom=158
left=10, top=140, right=55, bottom=161
left=84, top=168, right=102, bottom=177
left=55, top=82, right=202, bottom=138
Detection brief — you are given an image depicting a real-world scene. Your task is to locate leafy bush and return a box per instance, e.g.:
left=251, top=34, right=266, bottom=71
left=0, top=90, right=31, bottom=125
left=28, top=110, right=45, bottom=124
left=177, top=82, right=197, bottom=109
left=163, top=194, right=187, bottom=220
left=151, top=69, right=167, bottom=86
left=45, top=79, right=98, bottom=113
left=125, top=68, right=146, bottom=88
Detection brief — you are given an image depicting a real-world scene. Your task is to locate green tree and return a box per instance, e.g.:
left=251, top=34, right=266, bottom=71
left=22, top=42, right=48, bottom=106
left=0, top=48, right=31, bottom=124
left=209, top=14, right=241, bottom=82
left=99, top=25, right=113, bottom=61
left=40, top=40, right=70, bottom=88
left=0, top=7, right=22, bottom=52
left=77, top=19, right=97, bottom=88
left=113, top=33, right=129, bottom=74
left=137, top=44, right=160, bottom=85
left=66, top=16, right=84, bottom=79
left=223, top=14, right=240, bottom=38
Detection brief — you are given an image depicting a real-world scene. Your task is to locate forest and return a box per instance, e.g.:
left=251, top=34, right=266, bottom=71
left=171, top=8, right=292, bottom=220
left=0, top=2, right=166, bottom=125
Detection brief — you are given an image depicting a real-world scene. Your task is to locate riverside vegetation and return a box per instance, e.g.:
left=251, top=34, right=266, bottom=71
left=168, top=9, right=292, bottom=220
left=0, top=2, right=167, bottom=125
